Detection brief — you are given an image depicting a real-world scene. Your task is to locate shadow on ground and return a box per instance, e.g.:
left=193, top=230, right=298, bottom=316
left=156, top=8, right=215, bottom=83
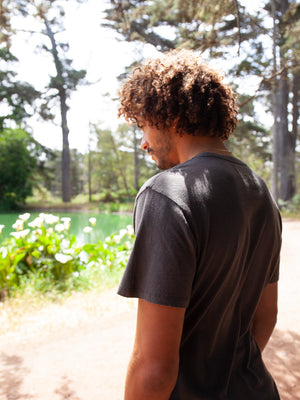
left=55, top=376, right=82, bottom=400
left=0, top=352, right=82, bottom=400
left=0, top=352, right=32, bottom=399
left=0, top=328, right=299, bottom=400
left=264, top=329, right=300, bottom=400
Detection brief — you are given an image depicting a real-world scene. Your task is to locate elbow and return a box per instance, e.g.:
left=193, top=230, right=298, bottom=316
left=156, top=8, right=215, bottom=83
left=143, top=361, right=178, bottom=394
left=127, top=354, right=179, bottom=397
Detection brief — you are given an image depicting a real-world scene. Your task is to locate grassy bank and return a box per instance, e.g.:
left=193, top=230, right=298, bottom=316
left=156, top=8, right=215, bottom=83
left=24, top=191, right=135, bottom=214
left=0, top=212, right=134, bottom=304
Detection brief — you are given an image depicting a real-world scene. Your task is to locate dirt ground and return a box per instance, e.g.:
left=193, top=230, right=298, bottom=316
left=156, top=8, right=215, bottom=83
left=0, top=219, right=299, bottom=400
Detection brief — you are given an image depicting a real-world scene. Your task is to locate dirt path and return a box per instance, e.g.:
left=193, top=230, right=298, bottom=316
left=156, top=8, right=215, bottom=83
left=0, top=220, right=299, bottom=400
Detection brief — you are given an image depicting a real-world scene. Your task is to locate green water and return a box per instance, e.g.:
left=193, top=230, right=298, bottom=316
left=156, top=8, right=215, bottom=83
left=0, top=212, right=133, bottom=244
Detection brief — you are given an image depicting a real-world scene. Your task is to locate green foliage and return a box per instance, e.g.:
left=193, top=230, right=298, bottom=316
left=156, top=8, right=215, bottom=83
left=227, top=94, right=272, bottom=181
left=0, top=213, right=134, bottom=297
left=103, top=0, right=300, bottom=204
left=82, top=226, right=134, bottom=273
left=0, top=129, right=36, bottom=209
left=85, top=123, right=157, bottom=198
left=103, top=0, right=255, bottom=54
left=0, top=128, right=54, bottom=210
left=278, top=193, right=300, bottom=216
left=0, top=47, right=40, bottom=130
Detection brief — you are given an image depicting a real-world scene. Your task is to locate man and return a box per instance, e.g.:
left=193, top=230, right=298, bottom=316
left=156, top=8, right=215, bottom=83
left=117, top=49, right=282, bottom=400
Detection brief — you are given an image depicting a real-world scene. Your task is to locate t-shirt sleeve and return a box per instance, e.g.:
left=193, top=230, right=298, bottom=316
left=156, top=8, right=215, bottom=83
left=117, top=187, right=197, bottom=308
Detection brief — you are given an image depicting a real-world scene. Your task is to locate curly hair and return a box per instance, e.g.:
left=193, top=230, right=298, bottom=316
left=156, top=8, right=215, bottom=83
left=118, top=49, right=238, bottom=140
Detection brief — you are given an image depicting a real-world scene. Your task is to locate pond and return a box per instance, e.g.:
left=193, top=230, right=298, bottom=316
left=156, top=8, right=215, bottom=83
left=0, top=211, right=133, bottom=244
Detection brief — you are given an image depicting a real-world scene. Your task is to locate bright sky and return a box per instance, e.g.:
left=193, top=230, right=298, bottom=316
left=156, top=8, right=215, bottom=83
left=10, top=0, right=159, bottom=152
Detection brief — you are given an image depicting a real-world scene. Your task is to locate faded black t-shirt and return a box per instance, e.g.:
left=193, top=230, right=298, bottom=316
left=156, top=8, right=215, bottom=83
left=118, top=153, right=282, bottom=400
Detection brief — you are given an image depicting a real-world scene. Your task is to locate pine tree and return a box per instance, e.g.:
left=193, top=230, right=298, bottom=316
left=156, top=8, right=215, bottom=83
left=103, top=0, right=300, bottom=201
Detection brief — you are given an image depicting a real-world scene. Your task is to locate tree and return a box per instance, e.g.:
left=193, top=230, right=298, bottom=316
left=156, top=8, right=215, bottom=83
left=103, top=0, right=300, bottom=202
left=86, top=123, right=157, bottom=200
left=227, top=94, right=272, bottom=182
left=0, top=47, right=40, bottom=130
left=0, top=0, right=87, bottom=203
left=70, top=148, right=84, bottom=196
left=0, top=128, right=49, bottom=209
left=274, top=0, right=299, bottom=201
left=35, top=2, right=86, bottom=203
left=116, top=123, right=158, bottom=190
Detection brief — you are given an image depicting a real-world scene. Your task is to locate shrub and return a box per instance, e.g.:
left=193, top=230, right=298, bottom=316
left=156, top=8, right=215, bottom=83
left=278, top=194, right=300, bottom=216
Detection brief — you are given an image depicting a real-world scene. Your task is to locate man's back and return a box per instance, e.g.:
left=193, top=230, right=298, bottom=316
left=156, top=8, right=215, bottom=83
left=119, top=152, right=281, bottom=399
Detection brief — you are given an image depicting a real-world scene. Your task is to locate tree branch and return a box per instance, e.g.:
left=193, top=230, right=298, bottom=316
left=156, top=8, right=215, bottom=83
left=238, top=61, right=300, bottom=107
left=233, top=0, right=241, bottom=56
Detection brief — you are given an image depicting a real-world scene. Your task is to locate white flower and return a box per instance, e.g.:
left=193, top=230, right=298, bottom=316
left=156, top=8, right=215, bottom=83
left=0, top=225, right=5, bottom=234
left=89, top=217, right=96, bottom=226
left=126, top=225, right=134, bottom=236
left=61, top=217, right=71, bottom=223
left=83, top=226, right=92, bottom=233
left=113, top=235, right=121, bottom=244
left=46, top=227, right=54, bottom=234
left=18, top=212, right=30, bottom=222
left=55, top=224, right=65, bottom=233
left=44, top=214, right=59, bottom=225
left=55, top=253, right=73, bottom=264
left=119, top=228, right=127, bottom=237
left=28, top=217, right=43, bottom=228
left=0, top=246, right=8, bottom=258
left=61, top=239, right=70, bottom=249
left=61, top=217, right=71, bottom=229
left=12, top=219, right=24, bottom=231
left=10, top=229, right=30, bottom=239
left=21, top=229, right=31, bottom=238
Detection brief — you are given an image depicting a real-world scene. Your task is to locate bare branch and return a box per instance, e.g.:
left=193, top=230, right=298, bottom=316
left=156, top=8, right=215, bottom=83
left=238, top=61, right=300, bottom=107
left=233, top=0, right=241, bottom=56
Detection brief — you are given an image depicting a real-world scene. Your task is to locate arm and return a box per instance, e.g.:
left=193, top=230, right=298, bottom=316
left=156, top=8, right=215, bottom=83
left=251, top=282, right=278, bottom=352
left=124, top=299, right=186, bottom=400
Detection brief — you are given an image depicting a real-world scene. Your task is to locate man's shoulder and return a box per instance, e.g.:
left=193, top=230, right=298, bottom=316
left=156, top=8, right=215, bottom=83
left=137, top=168, right=186, bottom=201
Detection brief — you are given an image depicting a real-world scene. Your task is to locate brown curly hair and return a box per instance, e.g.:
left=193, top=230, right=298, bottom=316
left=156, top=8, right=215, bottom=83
left=118, top=49, right=238, bottom=140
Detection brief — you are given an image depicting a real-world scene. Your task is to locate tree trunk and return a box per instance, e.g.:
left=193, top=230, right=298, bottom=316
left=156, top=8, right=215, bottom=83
left=111, top=136, right=130, bottom=195
left=292, top=71, right=299, bottom=143
left=278, top=0, right=295, bottom=201
left=271, top=0, right=279, bottom=200
left=45, top=19, right=71, bottom=203
left=61, top=90, right=71, bottom=202
left=291, top=70, right=300, bottom=193
left=271, top=91, right=279, bottom=201
left=277, top=66, right=291, bottom=200
left=88, top=149, right=92, bottom=203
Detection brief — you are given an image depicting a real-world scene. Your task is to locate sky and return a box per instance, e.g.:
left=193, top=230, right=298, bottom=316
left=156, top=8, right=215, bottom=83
left=9, top=0, right=272, bottom=153
left=10, top=0, right=160, bottom=152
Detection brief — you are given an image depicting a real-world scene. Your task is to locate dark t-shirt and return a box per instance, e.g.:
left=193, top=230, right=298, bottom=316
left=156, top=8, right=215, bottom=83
left=118, top=153, right=282, bottom=399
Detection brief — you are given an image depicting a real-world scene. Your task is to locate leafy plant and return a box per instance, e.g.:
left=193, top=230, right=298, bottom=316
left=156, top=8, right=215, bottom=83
left=0, top=213, right=134, bottom=298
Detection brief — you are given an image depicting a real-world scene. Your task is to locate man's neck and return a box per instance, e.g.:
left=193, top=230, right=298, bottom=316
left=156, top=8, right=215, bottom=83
left=176, top=135, right=232, bottom=164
